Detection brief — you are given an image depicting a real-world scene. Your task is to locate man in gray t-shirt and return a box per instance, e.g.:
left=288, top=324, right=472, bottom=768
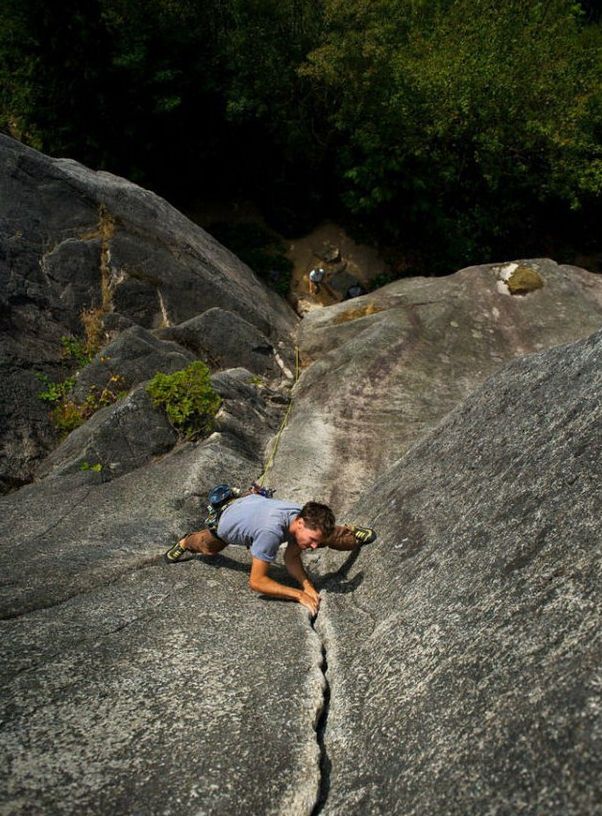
left=165, top=493, right=376, bottom=616
left=217, top=495, right=302, bottom=563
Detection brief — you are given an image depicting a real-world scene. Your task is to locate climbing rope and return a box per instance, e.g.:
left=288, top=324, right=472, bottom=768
left=257, top=345, right=300, bottom=487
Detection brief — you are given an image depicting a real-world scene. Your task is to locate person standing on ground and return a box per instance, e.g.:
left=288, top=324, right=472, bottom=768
left=308, top=267, right=325, bottom=296
left=165, top=494, right=376, bottom=616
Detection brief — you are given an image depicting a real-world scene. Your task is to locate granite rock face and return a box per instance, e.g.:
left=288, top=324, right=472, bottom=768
left=69, top=324, right=196, bottom=401
left=0, top=367, right=323, bottom=816
left=0, top=134, right=297, bottom=490
left=2, top=136, right=601, bottom=816
left=268, top=258, right=602, bottom=515
left=156, top=306, right=285, bottom=378
left=315, top=329, right=602, bottom=815
left=35, top=384, right=178, bottom=481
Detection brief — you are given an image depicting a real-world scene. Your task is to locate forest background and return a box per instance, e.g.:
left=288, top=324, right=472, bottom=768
left=1, top=0, right=601, bottom=275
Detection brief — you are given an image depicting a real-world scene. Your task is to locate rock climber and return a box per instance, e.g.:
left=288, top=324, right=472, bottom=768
left=164, top=488, right=376, bottom=616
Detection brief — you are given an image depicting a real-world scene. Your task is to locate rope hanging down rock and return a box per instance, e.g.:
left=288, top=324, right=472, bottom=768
left=257, top=345, right=300, bottom=486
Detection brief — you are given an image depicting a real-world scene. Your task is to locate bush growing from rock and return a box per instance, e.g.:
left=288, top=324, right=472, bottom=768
left=145, top=362, right=221, bottom=439
left=37, top=372, right=127, bottom=435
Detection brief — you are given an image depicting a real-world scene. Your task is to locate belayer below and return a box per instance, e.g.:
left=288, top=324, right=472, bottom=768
left=164, top=484, right=376, bottom=616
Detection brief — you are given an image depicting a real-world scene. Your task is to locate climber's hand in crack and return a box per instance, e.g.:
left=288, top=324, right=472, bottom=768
left=248, top=548, right=322, bottom=616
left=303, top=582, right=321, bottom=604
left=299, top=590, right=321, bottom=617
left=249, top=557, right=320, bottom=615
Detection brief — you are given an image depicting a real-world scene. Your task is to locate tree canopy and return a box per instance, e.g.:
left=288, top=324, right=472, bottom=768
left=1, top=0, right=600, bottom=271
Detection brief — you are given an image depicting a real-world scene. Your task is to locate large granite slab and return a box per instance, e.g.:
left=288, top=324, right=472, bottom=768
left=0, top=384, right=323, bottom=815
left=314, top=329, right=602, bottom=815
left=0, top=134, right=297, bottom=489
left=267, top=258, right=602, bottom=516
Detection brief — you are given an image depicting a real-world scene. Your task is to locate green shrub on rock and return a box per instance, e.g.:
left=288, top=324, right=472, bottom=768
left=145, top=362, right=221, bottom=439
left=36, top=372, right=127, bottom=435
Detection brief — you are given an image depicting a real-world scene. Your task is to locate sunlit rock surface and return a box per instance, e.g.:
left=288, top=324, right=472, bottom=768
left=1, top=136, right=600, bottom=816
left=315, top=329, right=602, bottom=815
left=0, top=370, right=322, bottom=816
left=268, top=258, right=602, bottom=515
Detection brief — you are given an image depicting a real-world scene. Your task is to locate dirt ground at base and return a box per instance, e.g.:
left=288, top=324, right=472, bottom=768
left=183, top=201, right=393, bottom=315
left=286, top=221, right=391, bottom=313
left=180, top=201, right=601, bottom=317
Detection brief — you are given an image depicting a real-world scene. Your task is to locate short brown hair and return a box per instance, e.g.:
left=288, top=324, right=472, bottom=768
left=298, top=502, right=335, bottom=537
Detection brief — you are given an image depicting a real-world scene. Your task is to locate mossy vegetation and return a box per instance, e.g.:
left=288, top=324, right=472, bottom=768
left=145, top=361, right=221, bottom=439
left=36, top=322, right=124, bottom=435
left=80, top=461, right=103, bottom=472
left=506, top=265, right=544, bottom=295
left=37, top=372, right=127, bottom=435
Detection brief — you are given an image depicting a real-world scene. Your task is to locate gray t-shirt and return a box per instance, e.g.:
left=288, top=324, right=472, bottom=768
left=217, top=494, right=301, bottom=563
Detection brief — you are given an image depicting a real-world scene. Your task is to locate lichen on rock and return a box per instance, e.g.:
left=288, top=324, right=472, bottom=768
left=333, top=302, right=383, bottom=324
left=496, top=261, right=544, bottom=295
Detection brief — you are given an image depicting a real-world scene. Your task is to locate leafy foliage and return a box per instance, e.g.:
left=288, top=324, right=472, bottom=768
left=36, top=373, right=77, bottom=406
left=209, top=222, right=293, bottom=296
left=1, top=0, right=600, bottom=270
left=80, top=461, right=103, bottom=472
left=301, top=0, right=602, bottom=268
left=145, top=362, right=221, bottom=439
left=60, top=335, right=92, bottom=368
left=36, top=371, right=127, bottom=435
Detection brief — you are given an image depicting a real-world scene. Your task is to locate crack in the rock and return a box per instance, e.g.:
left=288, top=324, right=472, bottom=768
left=3, top=588, right=176, bottom=684
left=306, top=542, right=377, bottom=813
left=0, top=554, right=164, bottom=621
left=19, top=488, right=93, bottom=546
left=309, top=611, right=332, bottom=816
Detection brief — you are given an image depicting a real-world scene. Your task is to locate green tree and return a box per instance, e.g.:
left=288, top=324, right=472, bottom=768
left=0, top=0, right=325, bottom=212
left=302, top=0, right=602, bottom=267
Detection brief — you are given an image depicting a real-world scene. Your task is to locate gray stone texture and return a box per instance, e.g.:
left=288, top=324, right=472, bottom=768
left=2, top=137, right=601, bottom=816
left=69, top=324, right=196, bottom=401
left=0, top=373, right=321, bottom=816
left=315, top=329, right=602, bottom=815
left=36, top=368, right=282, bottom=484
left=0, top=134, right=296, bottom=489
left=156, top=307, right=283, bottom=377
left=35, top=385, right=178, bottom=481
left=267, top=258, right=602, bottom=515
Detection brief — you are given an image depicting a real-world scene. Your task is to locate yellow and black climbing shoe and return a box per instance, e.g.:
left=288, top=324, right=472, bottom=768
left=164, top=539, right=189, bottom=564
left=352, top=525, right=377, bottom=546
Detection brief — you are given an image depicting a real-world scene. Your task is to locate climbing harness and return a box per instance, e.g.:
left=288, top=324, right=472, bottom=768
left=204, top=483, right=240, bottom=531
left=204, top=482, right=276, bottom=531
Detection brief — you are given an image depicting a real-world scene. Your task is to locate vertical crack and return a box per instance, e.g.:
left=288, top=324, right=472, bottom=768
left=310, top=614, right=332, bottom=815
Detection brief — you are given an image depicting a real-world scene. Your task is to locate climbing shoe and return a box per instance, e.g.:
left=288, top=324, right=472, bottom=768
left=351, top=525, right=377, bottom=546
left=164, top=539, right=189, bottom=564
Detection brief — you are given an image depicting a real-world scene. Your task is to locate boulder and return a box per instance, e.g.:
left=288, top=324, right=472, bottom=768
left=314, top=328, right=602, bottom=815
left=69, top=324, right=196, bottom=401
left=315, top=242, right=341, bottom=264
left=267, top=258, right=602, bottom=516
left=36, top=369, right=282, bottom=484
left=325, top=268, right=363, bottom=301
left=35, top=385, right=178, bottom=482
left=0, top=135, right=297, bottom=489
left=156, top=307, right=287, bottom=378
